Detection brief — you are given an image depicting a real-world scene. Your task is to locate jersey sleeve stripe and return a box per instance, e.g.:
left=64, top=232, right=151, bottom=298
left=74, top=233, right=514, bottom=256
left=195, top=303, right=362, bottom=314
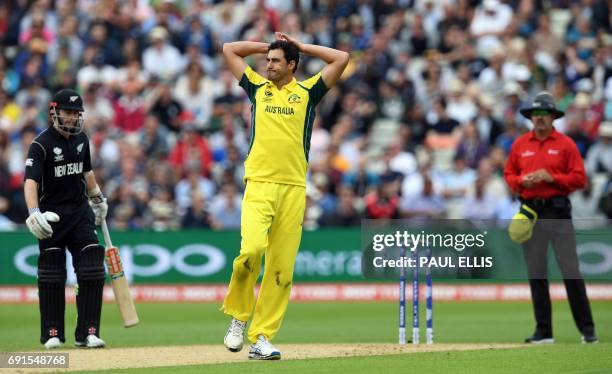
left=32, top=141, right=46, bottom=160
left=303, top=101, right=315, bottom=161
left=248, top=101, right=257, bottom=155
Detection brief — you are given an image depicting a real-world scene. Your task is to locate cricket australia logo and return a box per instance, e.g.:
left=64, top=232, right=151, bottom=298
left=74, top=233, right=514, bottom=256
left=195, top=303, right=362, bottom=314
left=77, top=142, right=84, bottom=154
left=288, top=93, right=301, bottom=104
left=53, top=147, right=64, bottom=162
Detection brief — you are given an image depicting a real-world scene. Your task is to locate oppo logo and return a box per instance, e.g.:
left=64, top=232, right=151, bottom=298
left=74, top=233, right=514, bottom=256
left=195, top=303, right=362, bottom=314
left=577, top=242, right=612, bottom=275
left=14, top=244, right=226, bottom=283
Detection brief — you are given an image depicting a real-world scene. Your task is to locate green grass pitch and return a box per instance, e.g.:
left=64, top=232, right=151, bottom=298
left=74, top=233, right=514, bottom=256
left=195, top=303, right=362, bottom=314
left=0, top=301, right=610, bottom=373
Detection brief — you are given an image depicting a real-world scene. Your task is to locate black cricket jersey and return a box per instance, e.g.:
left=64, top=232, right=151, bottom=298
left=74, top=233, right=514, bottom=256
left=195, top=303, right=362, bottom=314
left=24, top=126, right=92, bottom=211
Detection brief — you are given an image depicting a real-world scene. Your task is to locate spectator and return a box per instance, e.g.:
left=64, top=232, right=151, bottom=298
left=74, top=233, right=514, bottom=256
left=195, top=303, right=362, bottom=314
left=438, top=155, right=477, bottom=200
left=401, top=102, right=429, bottom=147
left=365, top=174, right=400, bottom=220
left=385, top=139, right=417, bottom=177
left=173, top=61, right=216, bottom=129
left=462, top=177, right=497, bottom=220
left=446, top=79, right=477, bottom=124
left=113, top=78, right=148, bottom=133
left=209, top=183, right=242, bottom=230
left=140, top=115, right=170, bottom=160
left=47, top=15, right=82, bottom=69
left=455, top=121, right=489, bottom=170
left=425, top=97, right=461, bottom=150
left=321, top=185, right=362, bottom=226
left=86, top=21, right=122, bottom=67
left=427, top=96, right=460, bottom=134
left=585, top=122, right=612, bottom=175
left=77, top=50, right=118, bottom=91
left=532, top=14, right=564, bottom=74
left=168, top=125, right=213, bottom=177
left=474, top=94, right=503, bottom=146
left=342, top=156, right=378, bottom=197
left=181, top=191, right=211, bottom=229
left=142, top=26, right=182, bottom=80
left=469, top=0, right=512, bottom=58
left=175, top=161, right=216, bottom=212
left=400, top=174, right=445, bottom=220
left=146, top=188, right=179, bottom=231
left=150, top=83, right=183, bottom=133
left=0, top=89, right=22, bottom=133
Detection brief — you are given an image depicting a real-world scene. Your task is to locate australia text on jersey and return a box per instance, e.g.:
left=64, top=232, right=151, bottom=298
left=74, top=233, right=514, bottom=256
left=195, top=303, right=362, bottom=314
left=264, top=105, right=295, bottom=115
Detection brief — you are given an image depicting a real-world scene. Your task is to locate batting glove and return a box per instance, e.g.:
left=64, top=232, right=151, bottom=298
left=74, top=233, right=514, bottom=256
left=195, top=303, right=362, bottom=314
left=89, top=194, right=108, bottom=226
left=26, top=209, right=60, bottom=240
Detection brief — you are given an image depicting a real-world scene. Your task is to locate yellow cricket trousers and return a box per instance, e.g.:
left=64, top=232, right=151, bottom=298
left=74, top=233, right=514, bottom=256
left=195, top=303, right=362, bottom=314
left=221, top=180, right=306, bottom=342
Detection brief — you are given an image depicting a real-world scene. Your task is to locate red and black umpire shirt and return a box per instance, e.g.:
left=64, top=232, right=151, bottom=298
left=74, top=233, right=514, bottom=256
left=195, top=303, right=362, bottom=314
left=503, top=128, right=586, bottom=199
left=24, top=125, right=92, bottom=210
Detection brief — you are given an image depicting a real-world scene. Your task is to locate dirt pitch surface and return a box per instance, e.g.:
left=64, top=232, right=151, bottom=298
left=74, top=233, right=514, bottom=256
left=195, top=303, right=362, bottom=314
left=5, top=343, right=523, bottom=373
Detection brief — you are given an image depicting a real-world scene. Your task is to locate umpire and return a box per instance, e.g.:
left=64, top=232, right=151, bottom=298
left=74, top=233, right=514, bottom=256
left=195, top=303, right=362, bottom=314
left=24, top=89, right=108, bottom=349
left=504, top=92, right=597, bottom=344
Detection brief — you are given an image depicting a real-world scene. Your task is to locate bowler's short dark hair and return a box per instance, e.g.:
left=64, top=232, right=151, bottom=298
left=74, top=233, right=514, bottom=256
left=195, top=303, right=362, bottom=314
left=269, top=41, right=300, bottom=73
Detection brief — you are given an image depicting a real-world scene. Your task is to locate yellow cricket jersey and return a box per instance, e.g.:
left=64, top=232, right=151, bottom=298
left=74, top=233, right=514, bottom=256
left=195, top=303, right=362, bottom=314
left=239, top=66, right=328, bottom=187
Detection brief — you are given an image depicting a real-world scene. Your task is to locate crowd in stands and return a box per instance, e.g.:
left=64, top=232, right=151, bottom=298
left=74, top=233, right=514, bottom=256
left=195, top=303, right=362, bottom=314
left=0, top=0, right=611, bottom=231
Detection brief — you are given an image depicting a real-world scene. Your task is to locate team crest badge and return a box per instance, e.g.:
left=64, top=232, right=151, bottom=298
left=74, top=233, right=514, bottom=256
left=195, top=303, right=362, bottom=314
left=53, top=147, right=64, bottom=162
left=77, top=143, right=84, bottom=154
left=263, top=89, right=273, bottom=102
left=288, top=93, right=301, bottom=104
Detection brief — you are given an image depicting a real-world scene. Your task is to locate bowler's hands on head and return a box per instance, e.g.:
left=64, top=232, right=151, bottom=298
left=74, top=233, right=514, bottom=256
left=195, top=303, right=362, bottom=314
left=26, top=209, right=60, bottom=239
left=275, top=32, right=303, bottom=51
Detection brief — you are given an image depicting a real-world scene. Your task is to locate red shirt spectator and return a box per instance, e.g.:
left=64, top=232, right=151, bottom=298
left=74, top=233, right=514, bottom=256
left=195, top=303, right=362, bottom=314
left=365, top=176, right=400, bottom=219
left=168, top=127, right=213, bottom=177
left=113, top=80, right=146, bottom=133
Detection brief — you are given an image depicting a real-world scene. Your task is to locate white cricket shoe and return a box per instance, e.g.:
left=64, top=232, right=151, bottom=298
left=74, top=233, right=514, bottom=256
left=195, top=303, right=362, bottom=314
left=224, top=318, right=247, bottom=352
left=44, top=337, right=62, bottom=350
left=248, top=335, right=281, bottom=360
left=75, top=335, right=105, bottom=348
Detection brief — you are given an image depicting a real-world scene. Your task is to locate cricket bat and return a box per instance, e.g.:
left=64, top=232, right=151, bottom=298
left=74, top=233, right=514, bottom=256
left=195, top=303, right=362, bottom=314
left=101, top=220, right=140, bottom=327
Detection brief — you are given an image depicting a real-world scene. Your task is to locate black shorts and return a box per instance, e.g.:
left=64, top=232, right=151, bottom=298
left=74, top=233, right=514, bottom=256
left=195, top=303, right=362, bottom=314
left=38, top=204, right=98, bottom=253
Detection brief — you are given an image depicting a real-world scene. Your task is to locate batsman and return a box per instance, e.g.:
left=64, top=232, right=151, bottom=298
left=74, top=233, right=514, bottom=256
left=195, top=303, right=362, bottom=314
left=221, top=33, right=349, bottom=360
left=24, top=89, right=108, bottom=349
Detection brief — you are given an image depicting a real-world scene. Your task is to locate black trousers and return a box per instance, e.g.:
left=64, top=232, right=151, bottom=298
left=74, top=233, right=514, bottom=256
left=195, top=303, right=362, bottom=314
left=521, top=197, right=595, bottom=336
left=37, top=203, right=104, bottom=343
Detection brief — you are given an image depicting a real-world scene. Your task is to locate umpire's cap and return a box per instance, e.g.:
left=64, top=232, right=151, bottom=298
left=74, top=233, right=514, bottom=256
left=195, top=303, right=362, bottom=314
left=50, top=89, right=84, bottom=112
left=519, top=91, right=564, bottom=120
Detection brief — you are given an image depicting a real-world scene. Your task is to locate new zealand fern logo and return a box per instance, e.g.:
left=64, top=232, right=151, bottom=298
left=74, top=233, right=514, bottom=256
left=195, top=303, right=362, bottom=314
left=288, top=93, right=301, bottom=104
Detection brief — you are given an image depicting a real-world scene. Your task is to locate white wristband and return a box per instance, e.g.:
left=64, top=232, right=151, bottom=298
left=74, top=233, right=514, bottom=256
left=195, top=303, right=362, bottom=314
left=88, top=186, right=102, bottom=198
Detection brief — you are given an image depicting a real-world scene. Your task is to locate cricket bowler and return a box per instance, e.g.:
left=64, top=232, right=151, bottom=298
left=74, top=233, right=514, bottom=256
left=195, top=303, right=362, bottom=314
left=221, top=32, right=349, bottom=360
left=24, top=89, right=108, bottom=349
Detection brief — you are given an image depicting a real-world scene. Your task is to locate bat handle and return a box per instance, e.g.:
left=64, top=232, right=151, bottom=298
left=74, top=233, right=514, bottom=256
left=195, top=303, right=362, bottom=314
left=101, top=219, right=113, bottom=248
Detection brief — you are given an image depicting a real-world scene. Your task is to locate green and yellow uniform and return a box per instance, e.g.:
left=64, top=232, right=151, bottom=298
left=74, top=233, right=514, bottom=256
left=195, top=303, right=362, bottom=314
left=222, top=66, right=328, bottom=342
